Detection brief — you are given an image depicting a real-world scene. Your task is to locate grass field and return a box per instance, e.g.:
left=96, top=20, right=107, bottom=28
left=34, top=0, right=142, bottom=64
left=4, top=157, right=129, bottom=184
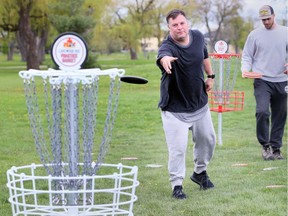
left=0, top=52, right=287, bottom=216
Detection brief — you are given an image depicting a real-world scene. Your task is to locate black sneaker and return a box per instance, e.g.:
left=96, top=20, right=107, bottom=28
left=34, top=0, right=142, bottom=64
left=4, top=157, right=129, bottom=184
left=273, top=150, right=284, bottom=160
left=262, top=147, right=274, bottom=160
left=172, top=185, right=186, bottom=199
left=190, top=171, right=214, bottom=190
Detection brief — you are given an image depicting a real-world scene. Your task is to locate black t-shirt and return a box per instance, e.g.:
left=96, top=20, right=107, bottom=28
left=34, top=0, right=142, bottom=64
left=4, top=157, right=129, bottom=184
left=156, top=29, right=208, bottom=113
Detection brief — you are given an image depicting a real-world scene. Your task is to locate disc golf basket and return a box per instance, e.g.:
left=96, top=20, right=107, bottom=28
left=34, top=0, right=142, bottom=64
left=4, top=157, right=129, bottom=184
left=209, top=53, right=244, bottom=145
left=6, top=68, right=139, bottom=216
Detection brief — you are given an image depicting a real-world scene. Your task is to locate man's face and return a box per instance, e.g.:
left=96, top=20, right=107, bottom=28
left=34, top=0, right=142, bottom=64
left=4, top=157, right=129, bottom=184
left=168, top=14, right=189, bottom=43
left=261, top=15, right=275, bottom=29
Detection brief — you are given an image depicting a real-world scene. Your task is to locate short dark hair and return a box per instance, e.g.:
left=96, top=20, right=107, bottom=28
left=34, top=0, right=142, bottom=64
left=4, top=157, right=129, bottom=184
left=166, top=9, right=186, bottom=24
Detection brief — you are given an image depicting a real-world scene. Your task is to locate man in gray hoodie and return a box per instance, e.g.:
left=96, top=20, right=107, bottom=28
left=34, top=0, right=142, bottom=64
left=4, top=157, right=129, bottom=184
left=241, top=5, right=287, bottom=160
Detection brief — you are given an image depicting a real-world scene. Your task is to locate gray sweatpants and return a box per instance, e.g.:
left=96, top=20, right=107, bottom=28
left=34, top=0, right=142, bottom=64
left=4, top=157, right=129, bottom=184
left=161, top=109, right=216, bottom=188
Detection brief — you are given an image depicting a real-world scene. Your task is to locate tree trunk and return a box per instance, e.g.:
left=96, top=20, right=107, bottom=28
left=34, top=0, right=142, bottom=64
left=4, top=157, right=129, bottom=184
left=129, top=47, right=137, bottom=60
left=16, top=31, right=27, bottom=61
left=18, top=1, right=40, bottom=70
left=37, top=28, right=49, bottom=64
left=234, top=44, right=239, bottom=54
left=7, top=40, right=15, bottom=61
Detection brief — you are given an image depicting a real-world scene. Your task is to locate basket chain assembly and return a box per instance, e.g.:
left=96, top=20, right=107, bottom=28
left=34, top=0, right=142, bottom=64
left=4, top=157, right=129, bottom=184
left=21, top=68, right=123, bottom=206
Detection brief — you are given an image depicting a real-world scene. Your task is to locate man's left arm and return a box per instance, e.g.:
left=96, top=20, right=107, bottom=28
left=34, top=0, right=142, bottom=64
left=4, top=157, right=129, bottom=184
left=203, top=58, right=214, bottom=92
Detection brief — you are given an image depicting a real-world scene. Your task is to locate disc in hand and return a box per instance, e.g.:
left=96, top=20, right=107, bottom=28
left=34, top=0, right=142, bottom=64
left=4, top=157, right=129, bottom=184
left=242, top=71, right=263, bottom=79
left=120, top=76, right=148, bottom=84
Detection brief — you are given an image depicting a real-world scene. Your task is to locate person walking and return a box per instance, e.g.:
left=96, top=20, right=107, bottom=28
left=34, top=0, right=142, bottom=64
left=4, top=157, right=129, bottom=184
left=241, top=5, right=287, bottom=160
left=156, top=9, right=216, bottom=199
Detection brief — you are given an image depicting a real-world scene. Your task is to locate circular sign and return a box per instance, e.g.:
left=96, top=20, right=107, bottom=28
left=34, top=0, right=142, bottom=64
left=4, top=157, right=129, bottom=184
left=51, top=32, right=88, bottom=71
left=214, top=40, right=228, bottom=54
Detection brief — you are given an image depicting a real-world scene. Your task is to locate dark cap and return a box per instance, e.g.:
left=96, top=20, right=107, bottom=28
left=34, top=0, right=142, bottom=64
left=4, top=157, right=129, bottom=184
left=259, top=5, right=274, bottom=19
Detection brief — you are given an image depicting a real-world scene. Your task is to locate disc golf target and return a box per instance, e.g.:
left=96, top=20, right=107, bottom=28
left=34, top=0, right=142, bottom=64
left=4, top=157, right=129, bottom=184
left=6, top=67, right=140, bottom=216
left=209, top=53, right=244, bottom=145
left=6, top=32, right=144, bottom=215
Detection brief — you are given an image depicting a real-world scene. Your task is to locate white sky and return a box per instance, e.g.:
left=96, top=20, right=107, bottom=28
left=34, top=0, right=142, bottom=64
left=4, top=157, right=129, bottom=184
left=193, top=0, right=287, bottom=32
left=243, top=0, right=287, bottom=22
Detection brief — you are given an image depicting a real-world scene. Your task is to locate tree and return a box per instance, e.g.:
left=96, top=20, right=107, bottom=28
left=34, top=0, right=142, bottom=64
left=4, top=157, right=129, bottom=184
left=17, top=0, right=50, bottom=69
left=150, top=0, right=188, bottom=49
left=0, top=0, right=19, bottom=60
left=112, top=0, right=158, bottom=60
left=48, top=0, right=95, bottom=35
left=224, top=16, right=254, bottom=53
left=195, top=0, right=243, bottom=52
left=92, top=0, right=186, bottom=56
left=0, top=0, right=51, bottom=68
left=48, top=0, right=100, bottom=68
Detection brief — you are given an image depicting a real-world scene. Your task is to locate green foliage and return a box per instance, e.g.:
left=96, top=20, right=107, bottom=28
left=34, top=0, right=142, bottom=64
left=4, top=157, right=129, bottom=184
left=49, top=15, right=94, bottom=34
left=0, top=0, right=19, bottom=30
left=47, top=0, right=99, bottom=68
left=48, top=0, right=95, bottom=34
left=1, top=41, right=8, bottom=54
left=30, top=2, right=50, bottom=34
left=82, top=51, right=101, bottom=69
left=107, top=0, right=162, bottom=59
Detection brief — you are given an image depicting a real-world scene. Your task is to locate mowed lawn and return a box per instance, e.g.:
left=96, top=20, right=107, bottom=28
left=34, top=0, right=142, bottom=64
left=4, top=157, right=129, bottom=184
left=0, top=53, right=287, bottom=216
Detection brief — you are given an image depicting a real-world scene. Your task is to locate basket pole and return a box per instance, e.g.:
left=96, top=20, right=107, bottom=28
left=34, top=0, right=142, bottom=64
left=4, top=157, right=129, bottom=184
left=217, top=58, right=224, bottom=145
left=67, top=83, right=79, bottom=210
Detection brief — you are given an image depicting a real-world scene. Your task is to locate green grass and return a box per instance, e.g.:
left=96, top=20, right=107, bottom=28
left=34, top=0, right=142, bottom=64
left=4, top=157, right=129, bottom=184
left=0, top=52, right=287, bottom=216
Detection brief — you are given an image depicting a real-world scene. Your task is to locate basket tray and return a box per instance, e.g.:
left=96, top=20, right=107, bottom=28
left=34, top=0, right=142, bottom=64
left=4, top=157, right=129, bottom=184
left=208, top=91, right=244, bottom=112
left=7, top=163, right=139, bottom=216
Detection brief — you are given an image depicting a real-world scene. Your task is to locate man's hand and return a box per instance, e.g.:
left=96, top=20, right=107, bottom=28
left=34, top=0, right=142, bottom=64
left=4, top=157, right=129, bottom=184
left=242, top=71, right=263, bottom=79
left=242, top=71, right=248, bottom=78
left=160, top=56, right=178, bottom=74
left=205, top=78, right=214, bottom=92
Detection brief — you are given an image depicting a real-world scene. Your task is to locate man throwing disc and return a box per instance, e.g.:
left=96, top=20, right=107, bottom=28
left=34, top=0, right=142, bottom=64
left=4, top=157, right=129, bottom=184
left=156, top=9, right=216, bottom=199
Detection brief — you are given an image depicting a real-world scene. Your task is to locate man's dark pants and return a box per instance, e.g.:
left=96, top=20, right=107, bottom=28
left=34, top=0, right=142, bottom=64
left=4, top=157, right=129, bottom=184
left=254, top=79, right=287, bottom=150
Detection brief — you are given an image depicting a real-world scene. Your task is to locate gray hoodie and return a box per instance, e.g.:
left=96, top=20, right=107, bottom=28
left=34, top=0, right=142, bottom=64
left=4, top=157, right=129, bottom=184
left=241, top=24, right=288, bottom=82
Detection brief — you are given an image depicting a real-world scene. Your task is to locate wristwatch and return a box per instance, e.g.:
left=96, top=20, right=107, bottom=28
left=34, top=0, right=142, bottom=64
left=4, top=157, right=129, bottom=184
left=207, top=74, right=215, bottom=79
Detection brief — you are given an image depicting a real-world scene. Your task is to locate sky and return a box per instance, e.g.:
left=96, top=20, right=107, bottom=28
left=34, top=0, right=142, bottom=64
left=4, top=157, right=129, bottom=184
left=193, top=0, right=287, bottom=33
left=243, top=0, right=287, bottom=22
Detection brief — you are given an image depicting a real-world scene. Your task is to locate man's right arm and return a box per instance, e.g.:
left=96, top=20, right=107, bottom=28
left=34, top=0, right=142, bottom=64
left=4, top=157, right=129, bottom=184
left=159, top=56, right=178, bottom=74
left=156, top=43, right=177, bottom=74
left=241, top=34, right=254, bottom=77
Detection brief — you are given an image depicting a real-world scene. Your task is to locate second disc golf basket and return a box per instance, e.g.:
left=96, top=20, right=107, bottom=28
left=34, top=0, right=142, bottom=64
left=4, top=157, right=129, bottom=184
left=209, top=53, right=244, bottom=145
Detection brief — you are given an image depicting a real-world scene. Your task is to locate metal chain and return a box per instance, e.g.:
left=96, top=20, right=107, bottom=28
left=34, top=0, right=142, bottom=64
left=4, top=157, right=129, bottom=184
left=22, top=69, right=122, bottom=178
left=231, top=56, right=240, bottom=91
left=226, top=58, right=231, bottom=93
left=82, top=77, right=99, bottom=176
left=26, top=79, right=53, bottom=174
left=211, top=58, right=221, bottom=102
left=211, top=56, right=240, bottom=103
left=93, top=76, right=121, bottom=173
left=50, top=84, right=63, bottom=177
left=81, top=77, right=99, bottom=203
left=21, top=69, right=124, bottom=205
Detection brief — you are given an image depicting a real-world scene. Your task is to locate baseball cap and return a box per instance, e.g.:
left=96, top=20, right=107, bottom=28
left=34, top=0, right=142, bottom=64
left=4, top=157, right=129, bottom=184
left=259, top=5, right=274, bottom=19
